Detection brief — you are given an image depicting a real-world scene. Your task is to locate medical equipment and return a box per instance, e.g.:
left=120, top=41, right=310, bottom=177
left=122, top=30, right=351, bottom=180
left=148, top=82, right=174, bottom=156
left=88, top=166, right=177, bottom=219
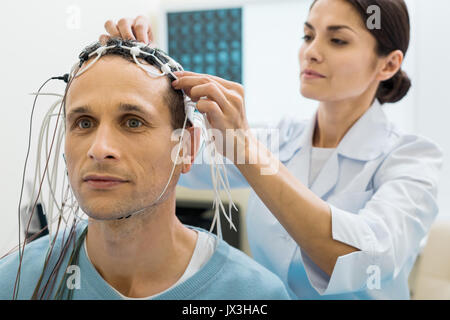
left=13, top=38, right=237, bottom=299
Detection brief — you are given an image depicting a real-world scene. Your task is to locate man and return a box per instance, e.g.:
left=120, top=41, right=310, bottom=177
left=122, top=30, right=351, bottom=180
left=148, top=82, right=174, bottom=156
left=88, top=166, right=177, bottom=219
left=0, top=41, right=290, bottom=299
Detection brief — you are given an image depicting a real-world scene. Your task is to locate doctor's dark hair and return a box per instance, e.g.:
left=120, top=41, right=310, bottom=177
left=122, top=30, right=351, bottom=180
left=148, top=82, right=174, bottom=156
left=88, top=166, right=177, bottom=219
left=310, top=0, right=412, bottom=104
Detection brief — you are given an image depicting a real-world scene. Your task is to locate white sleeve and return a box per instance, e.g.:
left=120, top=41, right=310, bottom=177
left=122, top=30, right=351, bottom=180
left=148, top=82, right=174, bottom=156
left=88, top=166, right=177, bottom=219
left=178, top=116, right=307, bottom=190
left=302, top=135, right=444, bottom=295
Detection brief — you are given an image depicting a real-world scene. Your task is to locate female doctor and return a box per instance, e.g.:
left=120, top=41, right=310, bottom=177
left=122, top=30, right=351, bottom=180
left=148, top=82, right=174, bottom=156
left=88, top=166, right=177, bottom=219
left=103, top=0, right=443, bottom=299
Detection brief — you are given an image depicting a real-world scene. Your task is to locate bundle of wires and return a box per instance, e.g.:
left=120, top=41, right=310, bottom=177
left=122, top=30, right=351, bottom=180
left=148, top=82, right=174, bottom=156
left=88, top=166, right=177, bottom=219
left=10, top=38, right=238, bottom=299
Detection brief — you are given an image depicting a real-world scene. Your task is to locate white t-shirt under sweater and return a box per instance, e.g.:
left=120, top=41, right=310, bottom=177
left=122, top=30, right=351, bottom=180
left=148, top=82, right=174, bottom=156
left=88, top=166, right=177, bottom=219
left=83, top=229, right=216, bottom=300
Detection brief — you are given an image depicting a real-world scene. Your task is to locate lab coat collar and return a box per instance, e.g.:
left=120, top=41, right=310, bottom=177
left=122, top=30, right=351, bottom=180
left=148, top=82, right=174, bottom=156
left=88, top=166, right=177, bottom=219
left=336, top=99, right=390, bottom=161
left=283, top=99, right=389, bottom=163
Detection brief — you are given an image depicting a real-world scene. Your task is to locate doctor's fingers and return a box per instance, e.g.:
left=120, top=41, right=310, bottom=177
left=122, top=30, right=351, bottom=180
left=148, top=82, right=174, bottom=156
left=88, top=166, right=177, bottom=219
left=117, top=18, right=136, bottom=40
left=176, top=71, right=244, bottom=96
left=175, top=79, right=242, bottom=115
left=105, top=18, right=136, bottom=41
left=131, top=16, right=153, bottom=43
left=104, top=19, right=122, bottom=38
left=104, top=16, right=153, bottom=43
left=99, top=34, right=110, bottom=44
left=195, top=99, right=224, bottom=124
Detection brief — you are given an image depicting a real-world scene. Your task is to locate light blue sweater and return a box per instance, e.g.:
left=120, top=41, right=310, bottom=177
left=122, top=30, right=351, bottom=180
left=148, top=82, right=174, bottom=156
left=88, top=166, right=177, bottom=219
left=0, top=221, right=290, bottom=300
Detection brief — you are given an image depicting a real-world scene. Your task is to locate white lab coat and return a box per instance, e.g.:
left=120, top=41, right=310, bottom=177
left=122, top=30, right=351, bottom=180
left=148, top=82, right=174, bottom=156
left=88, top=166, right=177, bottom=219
left=178, top=99, right=443, bottom=299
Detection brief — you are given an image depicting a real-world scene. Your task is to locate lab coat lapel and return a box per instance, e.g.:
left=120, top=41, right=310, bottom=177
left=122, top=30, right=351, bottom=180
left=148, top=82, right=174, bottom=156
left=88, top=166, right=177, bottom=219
left=309, top=100, right=389, bottom=198
left=286, top=111, right=339, bottom=198
left=283, top=113, right=316, bottom=187
left=280, top=100, right=388, bottom=199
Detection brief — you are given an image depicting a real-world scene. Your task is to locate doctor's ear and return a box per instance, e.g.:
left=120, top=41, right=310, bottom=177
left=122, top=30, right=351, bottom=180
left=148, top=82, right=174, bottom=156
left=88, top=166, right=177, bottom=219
left=180, top=126, right=201, bottom=174
left=377, top=49, right=404, bottom=82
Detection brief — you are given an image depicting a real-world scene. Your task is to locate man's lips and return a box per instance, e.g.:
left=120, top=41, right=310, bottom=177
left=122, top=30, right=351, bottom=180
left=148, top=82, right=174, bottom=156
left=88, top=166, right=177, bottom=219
left=83, top=175, right=129, bottom=189
left=83, top=175, right=128, bottom=182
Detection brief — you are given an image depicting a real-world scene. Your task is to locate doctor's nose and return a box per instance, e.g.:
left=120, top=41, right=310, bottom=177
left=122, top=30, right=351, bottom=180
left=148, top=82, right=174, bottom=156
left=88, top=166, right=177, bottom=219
left=87, top=125, right=121, bottom=163
left=302, top=40, right=324, bottom=64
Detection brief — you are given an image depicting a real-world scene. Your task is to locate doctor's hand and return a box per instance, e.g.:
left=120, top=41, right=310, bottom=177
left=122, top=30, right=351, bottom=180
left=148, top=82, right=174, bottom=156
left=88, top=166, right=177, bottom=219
left=100, top=16, right=154, bottom=44
left=172, top=71, right=253, bottom=162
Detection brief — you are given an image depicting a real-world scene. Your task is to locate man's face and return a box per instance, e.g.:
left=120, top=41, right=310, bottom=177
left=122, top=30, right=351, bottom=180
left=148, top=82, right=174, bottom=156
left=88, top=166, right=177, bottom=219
left=64, top=56, right=180, bottom=220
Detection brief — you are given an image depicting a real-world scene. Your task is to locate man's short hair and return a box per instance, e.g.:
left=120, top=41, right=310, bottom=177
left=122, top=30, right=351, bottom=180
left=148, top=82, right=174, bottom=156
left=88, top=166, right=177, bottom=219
left=64, top=39, right=187, bottom=129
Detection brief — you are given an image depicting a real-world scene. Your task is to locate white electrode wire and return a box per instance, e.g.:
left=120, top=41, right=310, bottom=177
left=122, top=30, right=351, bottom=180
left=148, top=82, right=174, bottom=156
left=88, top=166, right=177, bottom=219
left=215, top=161, right=238, bottom=228
left=26, top=93, right=72, bottom=243
left=25, top=97, right=63, bottom=238
left=46, top=123, right=65, bottom=235
left=201, top=117, right=238, bottom=238
left=42, top=119, right=62, bottom=220
left=31, top=69, right=93, bottom=228
left=125, top=45, right=167, bottom=68
left=59, top=181, right=74, bottom=226
left=75, top=45, right=116, bottom=78
left=130, top=51, right=167, bottom=78
left=154, top=111, right=189, bottom=202
left=42, top=104, right=64, bottom=234
left=26, top=95, right=62, bottom=208
left=30, top=93, right=64, bottom=98
left=122, top=44, right=182, bottom=81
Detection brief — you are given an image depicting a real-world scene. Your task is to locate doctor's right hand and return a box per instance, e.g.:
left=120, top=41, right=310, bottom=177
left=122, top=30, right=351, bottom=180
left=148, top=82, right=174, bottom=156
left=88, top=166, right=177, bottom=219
left=100, top=16, right=154, bottom=44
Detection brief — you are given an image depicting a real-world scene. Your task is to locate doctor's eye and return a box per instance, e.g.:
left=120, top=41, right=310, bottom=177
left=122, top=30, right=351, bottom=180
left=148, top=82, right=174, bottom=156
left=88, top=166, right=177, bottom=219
left=331, top=38, right=348, bottom=45
left=302, top=35, right=313, bottom=42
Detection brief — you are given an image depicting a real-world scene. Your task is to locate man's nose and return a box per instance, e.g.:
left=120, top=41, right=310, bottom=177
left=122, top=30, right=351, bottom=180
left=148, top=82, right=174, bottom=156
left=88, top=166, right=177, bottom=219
left=87, top=125, right=120, bottom=162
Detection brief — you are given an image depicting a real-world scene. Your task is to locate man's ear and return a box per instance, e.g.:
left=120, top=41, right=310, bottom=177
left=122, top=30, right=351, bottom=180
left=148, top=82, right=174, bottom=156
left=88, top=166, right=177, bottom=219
left=376, top=49, right=404, bottom=82
left=181, top=126, right=201, bottom=174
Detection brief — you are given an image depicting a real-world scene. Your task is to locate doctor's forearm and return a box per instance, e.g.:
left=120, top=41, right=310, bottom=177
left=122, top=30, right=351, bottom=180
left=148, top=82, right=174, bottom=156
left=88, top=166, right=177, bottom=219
left=235, top=135, right=359, bottom=277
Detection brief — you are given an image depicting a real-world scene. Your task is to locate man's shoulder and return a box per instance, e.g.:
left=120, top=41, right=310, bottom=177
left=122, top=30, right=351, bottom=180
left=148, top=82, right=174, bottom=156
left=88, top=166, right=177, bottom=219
left=212, top=238, right=291, bottom=299
left=0, top=235, right=51, bottom=299
left=0, top=221, right=88, bottom=300
left=221, top=242, right=281, bottom=280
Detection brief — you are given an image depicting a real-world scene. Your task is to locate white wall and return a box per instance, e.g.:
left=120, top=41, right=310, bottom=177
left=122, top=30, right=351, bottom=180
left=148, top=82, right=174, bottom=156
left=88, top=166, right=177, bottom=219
left=414, top=0, right=450, bottom=221
left=0, top=0, right=449, bottom=256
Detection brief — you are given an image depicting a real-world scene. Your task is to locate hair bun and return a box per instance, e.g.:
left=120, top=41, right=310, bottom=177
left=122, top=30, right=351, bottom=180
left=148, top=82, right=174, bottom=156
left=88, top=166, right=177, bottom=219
left=376, top=69, right=411, bottom=104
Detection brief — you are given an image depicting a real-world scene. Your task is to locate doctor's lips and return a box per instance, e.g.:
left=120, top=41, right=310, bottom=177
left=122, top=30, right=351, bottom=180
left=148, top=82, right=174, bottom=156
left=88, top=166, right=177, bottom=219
left=83, top=174, right=129, bottom=189
left=301, top=69, right=326, bottom=79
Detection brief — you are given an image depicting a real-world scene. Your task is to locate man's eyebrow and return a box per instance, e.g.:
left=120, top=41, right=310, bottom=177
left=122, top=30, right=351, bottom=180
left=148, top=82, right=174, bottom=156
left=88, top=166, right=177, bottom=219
left=66, top=103, right=152, bottom=121
left=66, top=106, right=92, bottom=121
left=304, top=22, right=356, bottom=34
left=118, top=103, right=152, bottom=118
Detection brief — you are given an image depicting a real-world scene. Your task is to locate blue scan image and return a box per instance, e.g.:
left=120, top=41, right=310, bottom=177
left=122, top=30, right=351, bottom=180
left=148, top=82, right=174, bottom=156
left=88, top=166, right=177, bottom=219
left=167, top=8, right=242, bottom=83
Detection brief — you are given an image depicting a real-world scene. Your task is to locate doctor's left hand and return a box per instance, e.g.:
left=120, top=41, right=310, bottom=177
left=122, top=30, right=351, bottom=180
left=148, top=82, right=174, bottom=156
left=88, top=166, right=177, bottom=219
left=172, top=71, right=253, bottom=162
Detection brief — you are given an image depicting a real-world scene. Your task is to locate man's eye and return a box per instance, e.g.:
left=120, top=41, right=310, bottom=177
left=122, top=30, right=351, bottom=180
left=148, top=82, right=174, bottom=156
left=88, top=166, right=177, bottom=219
left=302, top=35, right=313, bottom=42
left=126, top=118, right=143, bottom=128
left=77, top=118, right=92, bottom=129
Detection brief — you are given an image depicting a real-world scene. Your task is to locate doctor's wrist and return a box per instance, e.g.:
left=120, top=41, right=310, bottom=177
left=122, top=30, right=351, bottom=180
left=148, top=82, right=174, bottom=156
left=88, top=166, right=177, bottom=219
left=232, top=132, right=280, bottom=176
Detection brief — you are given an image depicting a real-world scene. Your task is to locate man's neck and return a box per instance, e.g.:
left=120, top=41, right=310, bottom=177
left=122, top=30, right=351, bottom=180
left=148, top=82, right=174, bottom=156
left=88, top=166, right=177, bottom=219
left=85, top=197, right=198, bottom=298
